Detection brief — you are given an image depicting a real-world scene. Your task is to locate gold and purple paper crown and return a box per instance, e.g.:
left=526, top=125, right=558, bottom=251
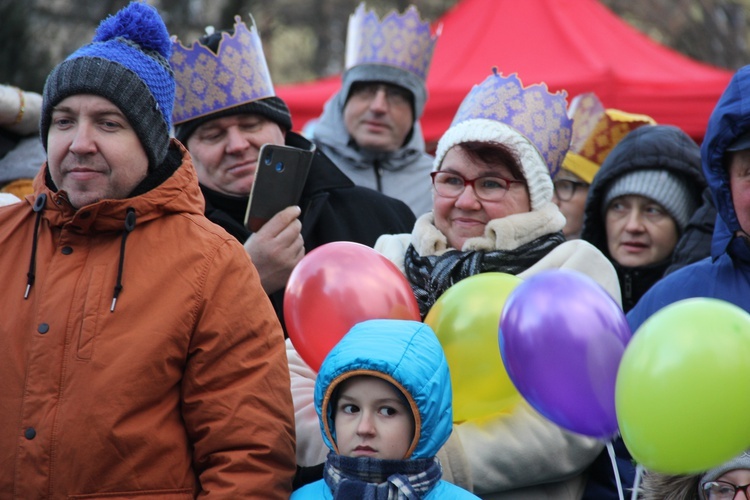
left=563, top=93, right=656, bottom=183
left=451, top=69, right=573, bottom=175
left=170, top=16, right=275, bottom=125
left=345, top=3, right=438, bottom=81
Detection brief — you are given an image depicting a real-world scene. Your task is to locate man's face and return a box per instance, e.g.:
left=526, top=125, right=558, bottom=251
left=187, top=114, right=286, bottom=197
left=47, top=94, right=149, bottom=209
left=343, top=82, right=414, bottom=153
left=729, top=150, right=750, bottom=235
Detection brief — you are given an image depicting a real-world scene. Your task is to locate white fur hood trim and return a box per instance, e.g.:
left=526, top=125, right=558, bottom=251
left=409, top=203, right=565, bottom=255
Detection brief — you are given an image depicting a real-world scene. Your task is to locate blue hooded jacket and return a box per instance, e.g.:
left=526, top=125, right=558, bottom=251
left=291, top=319, right=478, bottom=499
left=628, top=64, right=750, bottom=333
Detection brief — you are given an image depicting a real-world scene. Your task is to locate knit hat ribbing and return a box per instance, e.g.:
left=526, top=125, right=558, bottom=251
left=434, top=119, right=553, bottom=212
left=173, top=96, right=292, bottom=144
left=342, top=64, right=426, bottom=119
left=40, top=2, right=175, bottom=169
left=602, top=169, right=697, bottom=232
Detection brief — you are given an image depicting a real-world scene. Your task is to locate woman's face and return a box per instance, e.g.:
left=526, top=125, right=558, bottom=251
left=433, top=145, right=531, bottom=250
left=702, top=468, right=750, bottom=500
left=605, top=194, right=679, bottom=267
left=552, top=169, right=589, bottom=240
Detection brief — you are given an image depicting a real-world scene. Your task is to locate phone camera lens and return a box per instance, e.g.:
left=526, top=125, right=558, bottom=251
left=264, top=155, right=272, bottom=166
left=275, top=162, right=284, bottom=172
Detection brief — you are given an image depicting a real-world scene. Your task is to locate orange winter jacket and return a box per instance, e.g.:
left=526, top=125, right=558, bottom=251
left=0, top=141, right=295, bottom=499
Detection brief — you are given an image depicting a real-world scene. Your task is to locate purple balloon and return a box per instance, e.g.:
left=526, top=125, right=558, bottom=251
left=499, top=269, right=631, bottom=439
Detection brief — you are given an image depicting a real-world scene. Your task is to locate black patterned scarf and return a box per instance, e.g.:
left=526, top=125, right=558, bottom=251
left=404, top=231, right=566, bottom=318
left=323, top=452, right=442, bottom=499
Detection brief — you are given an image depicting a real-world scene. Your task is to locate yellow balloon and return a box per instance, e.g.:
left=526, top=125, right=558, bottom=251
left=425, top=272, right=522, bottom=423
left=616, top=298, right=750, bottom=474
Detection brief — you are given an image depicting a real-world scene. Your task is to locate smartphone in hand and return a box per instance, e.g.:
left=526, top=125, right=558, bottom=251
left=244, top=143, right=314, bottom=232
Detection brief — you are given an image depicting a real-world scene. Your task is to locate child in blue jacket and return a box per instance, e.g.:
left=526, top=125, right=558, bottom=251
left=291, top=319, right=478, bottom=499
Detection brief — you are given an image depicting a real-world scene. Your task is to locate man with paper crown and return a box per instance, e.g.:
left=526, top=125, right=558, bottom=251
left=554, top=92, right=655, bottom=240
left=289, top=69, right=622, bottom=498
left=311, top=3, right=438, bottom=217
left=0, top=2, right=296, bottom=497
left=171, top=15, right=415, bottom=335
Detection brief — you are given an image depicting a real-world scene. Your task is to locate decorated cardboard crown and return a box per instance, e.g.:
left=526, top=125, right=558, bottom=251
left=563, top=92, right=656, bottom=183
left=345, top=3, right=438, bottom=81
left=170, top=15, right=275, bottom=125
left=450, top=69, right=572, bottom=176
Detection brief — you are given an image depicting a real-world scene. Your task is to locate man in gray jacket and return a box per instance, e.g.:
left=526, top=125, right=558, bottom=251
left=312, top=3, right=438, bottom=217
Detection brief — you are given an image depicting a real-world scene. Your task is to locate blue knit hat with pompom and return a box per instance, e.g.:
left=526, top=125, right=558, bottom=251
left=40, top=2, right=175, bottom=169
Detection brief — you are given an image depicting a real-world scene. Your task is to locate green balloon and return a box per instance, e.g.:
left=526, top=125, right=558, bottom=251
left=616, top=298, right=750, bottom=474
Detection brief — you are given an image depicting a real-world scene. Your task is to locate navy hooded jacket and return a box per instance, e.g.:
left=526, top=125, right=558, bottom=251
left=627, top=64, right=750, bottom=332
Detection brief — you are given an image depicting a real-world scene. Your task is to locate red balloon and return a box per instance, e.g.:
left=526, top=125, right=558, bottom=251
left=284, top=242, right=421, bottom=371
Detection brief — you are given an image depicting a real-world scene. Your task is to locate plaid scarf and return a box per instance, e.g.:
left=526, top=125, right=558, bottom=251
left=404, top=231, right=566, bottom=318
left=323, top=452, right=442, bottom=499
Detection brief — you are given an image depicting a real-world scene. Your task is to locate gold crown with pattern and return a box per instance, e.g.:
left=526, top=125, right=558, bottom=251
left=170, top=15, right=275, bottom=125
left=451, top=69, right=573, bottom=176
left=345, top=3, right=438, bottom=80
left=563, top=93, right=656, bottom=183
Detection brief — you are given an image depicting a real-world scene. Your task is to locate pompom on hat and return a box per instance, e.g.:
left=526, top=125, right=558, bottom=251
left=434, top=69, right=573, bottom=211
left=40, top=1, right=175, bottom=170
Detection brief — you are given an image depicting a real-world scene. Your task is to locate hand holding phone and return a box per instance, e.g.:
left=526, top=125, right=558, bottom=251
left=244, top=143, right=314, bottom=232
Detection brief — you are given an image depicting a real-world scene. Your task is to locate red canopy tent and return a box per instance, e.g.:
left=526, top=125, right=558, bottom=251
left=276, top=0, right=733, bottom=146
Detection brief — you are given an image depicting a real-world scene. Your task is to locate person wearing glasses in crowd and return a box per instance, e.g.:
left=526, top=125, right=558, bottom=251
left=639, top=451, right=750, bottom=500
left=553, top=93, right=655, bottom=240
left=311, top=4, right=438, bottom=217
left=623, top=66, right=750, bottom=500
left=288, top=70, right=621, bottom=498
left=580, top=124, right=705, bottom=313
left=578, top=123, right=705, bottom=500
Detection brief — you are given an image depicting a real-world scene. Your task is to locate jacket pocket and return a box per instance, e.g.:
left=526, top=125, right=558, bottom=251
left=76, top=264, right=108, bottom=360
left=68, top=488, right=194, bottom=499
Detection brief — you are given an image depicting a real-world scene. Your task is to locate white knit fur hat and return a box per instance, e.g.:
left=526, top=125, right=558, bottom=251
left=433, top=71, right=571, bottom=213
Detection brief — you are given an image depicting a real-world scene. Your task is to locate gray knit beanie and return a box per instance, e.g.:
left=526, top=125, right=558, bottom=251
left=699, top=451, right=750, bottom=500
left=602, top=169, right=697, bottom=232
left=40, top=2, right=175, bottom=170
left=173, top=96, right=292, bottom=144
left=341, top=64, right=427, bottom=119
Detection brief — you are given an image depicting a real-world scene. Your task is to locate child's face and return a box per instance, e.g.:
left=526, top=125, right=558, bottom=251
left=333, top=376, right=415, bottom=460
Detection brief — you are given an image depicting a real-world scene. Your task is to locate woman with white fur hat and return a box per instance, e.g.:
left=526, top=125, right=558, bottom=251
left=367, top=70, right=621, bottom=498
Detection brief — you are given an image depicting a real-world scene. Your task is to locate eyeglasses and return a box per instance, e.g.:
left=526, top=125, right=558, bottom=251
left=553, top=179, right=589, bottom=201
left=430, top=171, right=525, bottom=202
left=702, top=481, right=750, bottom=500
left=349, top=83, right=412, bottom=107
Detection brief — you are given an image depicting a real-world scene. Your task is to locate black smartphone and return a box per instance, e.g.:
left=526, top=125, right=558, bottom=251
left=244, top=143, right=314, bottom=232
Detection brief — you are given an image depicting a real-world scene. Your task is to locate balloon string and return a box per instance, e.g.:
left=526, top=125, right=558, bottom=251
left=631, top=463, right=644, bottom=500
left=606, top=441, right=625, bottom=500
